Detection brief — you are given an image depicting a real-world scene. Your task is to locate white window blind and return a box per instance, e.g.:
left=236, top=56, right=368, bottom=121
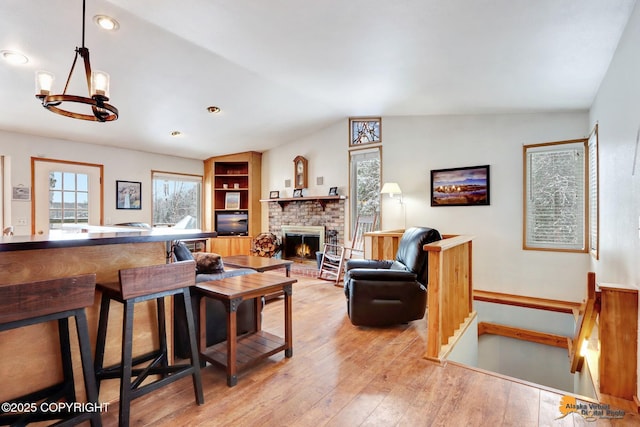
left=524, top=140, right=587, bottom=251
left=588, top=126, right=599, bottom=259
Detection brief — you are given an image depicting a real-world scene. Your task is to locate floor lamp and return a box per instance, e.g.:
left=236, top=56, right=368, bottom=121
left=381, top=182, right=406, bottom=229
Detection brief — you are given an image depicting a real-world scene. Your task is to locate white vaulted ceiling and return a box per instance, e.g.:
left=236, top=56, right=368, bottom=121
left=0, top=0, right=636, bottom=159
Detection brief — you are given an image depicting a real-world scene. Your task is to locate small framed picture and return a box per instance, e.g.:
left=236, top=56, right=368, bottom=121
left=293, top=189, right=303, bottom=197
left=116, top=180, right=141, bottom=210
left=11, top=185, right=31, bottom=201
left=225, top=192, right=241, bottom=209
left=349, top=117, right=381, bottom=146
left=269, top=190, right=280, bottom=199
left=328, top=187, right=338, bottom=196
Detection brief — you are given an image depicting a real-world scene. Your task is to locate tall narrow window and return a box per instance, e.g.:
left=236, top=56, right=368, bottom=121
left=349, top=147, right=381, bottom=233
left=523, top=139, right=588, bottom=252
left=152, top=171, right=202, bottom=228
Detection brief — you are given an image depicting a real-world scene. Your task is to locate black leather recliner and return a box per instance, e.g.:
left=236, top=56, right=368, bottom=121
left=343, top=227, right=442, bottom=327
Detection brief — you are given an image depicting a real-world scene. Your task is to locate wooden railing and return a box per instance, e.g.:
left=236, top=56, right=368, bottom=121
left=363, top=231, right=475, bottom=363
left=475, top=275, right=639, bottom=407
left=423, top=235, right=475, bottom=362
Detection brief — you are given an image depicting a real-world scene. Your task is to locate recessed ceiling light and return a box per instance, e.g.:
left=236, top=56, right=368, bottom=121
left=1, top=50, right=28, bottom=65
left=93, top=15, right=120, bottom=31
left=170, top=131, right=182, bottom=137
left=207, top=106, right=221, bottom=114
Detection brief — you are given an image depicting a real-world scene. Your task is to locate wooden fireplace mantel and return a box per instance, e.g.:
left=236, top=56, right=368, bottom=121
left=260, top=195, right=346, bottom=211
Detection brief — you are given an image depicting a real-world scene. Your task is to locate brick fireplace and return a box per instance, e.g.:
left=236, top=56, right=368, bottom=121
left=267, top=198, right=345, bottom=261
left=281, top=225, right=324, bottom=262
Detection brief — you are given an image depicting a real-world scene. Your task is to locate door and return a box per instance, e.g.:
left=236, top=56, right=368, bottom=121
left=32, top=158, right=103, bottom=235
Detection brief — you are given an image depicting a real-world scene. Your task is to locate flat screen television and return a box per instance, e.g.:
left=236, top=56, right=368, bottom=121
left=215, top=211, right=248, bottom=236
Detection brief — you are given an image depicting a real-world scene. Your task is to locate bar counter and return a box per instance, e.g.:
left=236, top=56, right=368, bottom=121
left=0, top=226, right=216, bottom=252
left=0, top=227, right=216, bottom=404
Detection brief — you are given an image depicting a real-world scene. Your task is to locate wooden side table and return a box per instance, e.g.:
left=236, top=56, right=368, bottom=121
left=195, top=273, right=296, bottom=386
left=222, top=255, right=293, bottom=277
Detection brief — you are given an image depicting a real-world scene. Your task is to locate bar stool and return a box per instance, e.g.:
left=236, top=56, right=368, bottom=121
left=93, top=260, right=203, bottom=426
left=0, top=274, right=101, bottom=427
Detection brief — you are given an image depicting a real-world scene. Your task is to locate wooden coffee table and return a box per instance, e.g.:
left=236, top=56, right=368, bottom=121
left=195, top=273, right=296, bottom=386
left=222, top=255, right=293, bottom=277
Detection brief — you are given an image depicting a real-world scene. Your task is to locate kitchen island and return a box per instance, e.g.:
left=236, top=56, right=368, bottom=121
left=0, top=227, right=216, bottom=404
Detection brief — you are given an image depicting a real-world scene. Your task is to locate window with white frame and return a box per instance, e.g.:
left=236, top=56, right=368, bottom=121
left=152, top=171, right=202, bottom=228
left=523, top=139, right=588, bottom=252
left=48, top=171, right=89, bottom=228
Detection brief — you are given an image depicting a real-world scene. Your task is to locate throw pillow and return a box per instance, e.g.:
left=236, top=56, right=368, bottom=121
left=172, top=241, right=195, bottom=262
left=193, top=252, right=225, bottom=274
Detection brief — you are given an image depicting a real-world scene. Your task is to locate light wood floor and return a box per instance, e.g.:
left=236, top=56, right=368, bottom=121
left=99, top=275, right=639, bottom=426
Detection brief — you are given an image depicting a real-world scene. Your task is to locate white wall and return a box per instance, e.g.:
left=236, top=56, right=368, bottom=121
left=588, top=0, right=640, bottom=399
left=263, top=112, right=591, bottom=301
left=0, top=130, right=203, bottom=235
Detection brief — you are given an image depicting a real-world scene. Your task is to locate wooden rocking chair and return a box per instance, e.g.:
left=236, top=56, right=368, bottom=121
left=318, top=214, right=378, bottom=285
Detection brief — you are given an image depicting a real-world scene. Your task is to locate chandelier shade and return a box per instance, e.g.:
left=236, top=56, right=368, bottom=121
left=35, top=0, right=118, bottom=122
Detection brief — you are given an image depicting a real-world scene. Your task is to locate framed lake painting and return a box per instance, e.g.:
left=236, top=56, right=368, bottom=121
left=430, top=165, right=490, bottom=206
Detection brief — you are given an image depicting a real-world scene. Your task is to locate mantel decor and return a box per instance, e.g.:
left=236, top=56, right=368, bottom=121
left=293, top=156, right=308, bottom=189
left=35, top=0, right=118, bottom=122
left=116, top=180, right=141, bottom=210
left=431, top=165, right=490, bottom=206
left=260, top=194, right=346, bottom=211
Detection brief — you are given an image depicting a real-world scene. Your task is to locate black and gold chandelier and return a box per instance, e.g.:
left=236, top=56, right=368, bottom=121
left=35, top=0, right=118, bottom=122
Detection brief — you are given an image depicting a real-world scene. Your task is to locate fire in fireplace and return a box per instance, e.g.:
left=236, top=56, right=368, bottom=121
left=281, top=225, right=325, bottom=262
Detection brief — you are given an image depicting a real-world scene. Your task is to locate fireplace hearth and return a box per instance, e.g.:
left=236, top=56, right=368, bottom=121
left=281, top=225, right=324, bottom=262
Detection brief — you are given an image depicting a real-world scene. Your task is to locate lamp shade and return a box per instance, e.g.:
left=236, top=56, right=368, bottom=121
left=35, top=71, right=54, bottom=96
left=91, top=70, right=110, bottom=98
left=381, top=182, right=402, bottom=196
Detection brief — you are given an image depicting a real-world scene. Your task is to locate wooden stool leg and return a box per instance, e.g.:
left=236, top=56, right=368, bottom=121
left=74, top=309, right=103, bottom=427
left=94, top=293, right=111, bottom=393
left=57, top=317, right=77, bottom=403
left=156, top=297, right=169, bottom=373
left=182, top=289, right=204, bottom=404
left=119, top=300, right=135, bottom=427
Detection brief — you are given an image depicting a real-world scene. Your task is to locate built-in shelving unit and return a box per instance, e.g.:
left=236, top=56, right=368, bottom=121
left=204, top=151, right=262, bottom=256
